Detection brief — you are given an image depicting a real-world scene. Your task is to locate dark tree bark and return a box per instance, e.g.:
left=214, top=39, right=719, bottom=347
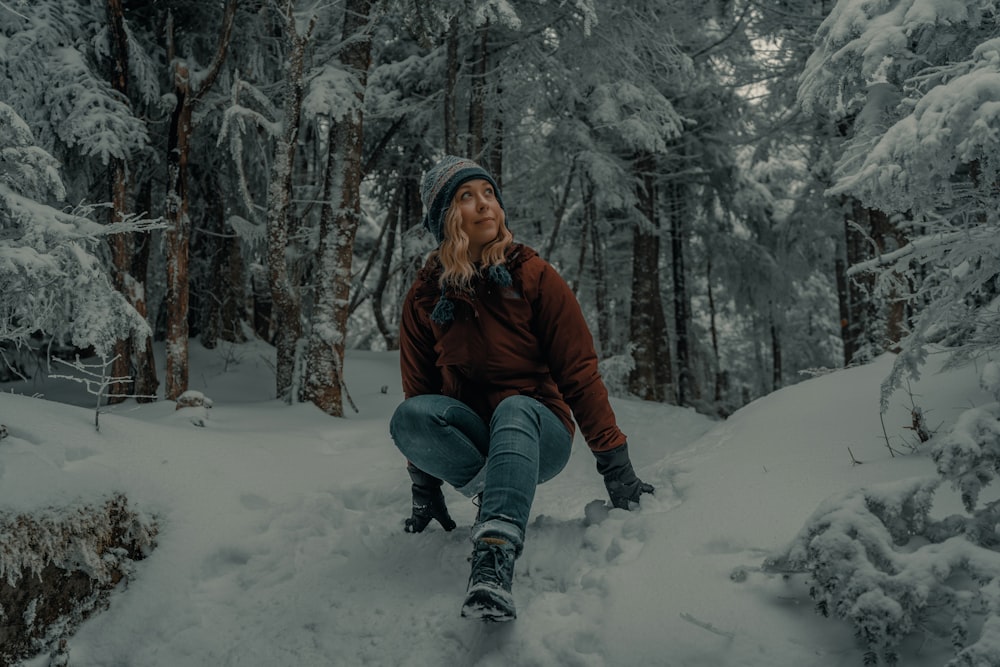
left=587, top=184, right=611, bottom=356
left=834, top=255, right=853, bottom=366
left=842, top=201, right=907, bottom=364
left=466, top=23, right=488, bottom=161
left=105, top=0, right=133, bottom=403
left=571, top=195, right=589, bottom=296
left=444, top=16, right=460, bottom=155
left=303, top=0, right=374, bottom=416
left=489, top=81, right=503, bottom=184
left=200, top=173, right=246, bottom=349
left=667, top=178, right=692, bottom=406
left=706, top=254, right=723, bottom=404
left=542, top=159, right=577, bottom=260
left=770, top=304, right=782, bottom=390
left=627, top=151, right=672, bottom=402
left=163, top=0, right=237, bottom=400
left=371, top=188, right=402, bottom=350
left=131, top=179, right=159, bottom=402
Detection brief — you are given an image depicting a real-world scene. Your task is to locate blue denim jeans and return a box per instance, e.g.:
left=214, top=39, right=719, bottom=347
left=389, top=394, right=573, bottom=546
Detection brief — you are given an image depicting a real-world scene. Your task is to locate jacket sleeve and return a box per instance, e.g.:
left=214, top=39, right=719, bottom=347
left=399, top=283, right=442, bottom=398
left=532, top=260, right=627, bottom=452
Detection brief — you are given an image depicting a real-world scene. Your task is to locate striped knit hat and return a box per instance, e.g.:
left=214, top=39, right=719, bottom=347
left=420, top=155, right=505, bottom=243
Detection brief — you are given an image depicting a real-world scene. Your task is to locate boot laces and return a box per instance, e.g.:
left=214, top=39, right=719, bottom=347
left=471, top=537, right=515, bottom=591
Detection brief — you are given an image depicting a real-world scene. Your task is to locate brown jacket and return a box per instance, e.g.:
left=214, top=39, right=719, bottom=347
left=399, top=243, right=626, bottom=453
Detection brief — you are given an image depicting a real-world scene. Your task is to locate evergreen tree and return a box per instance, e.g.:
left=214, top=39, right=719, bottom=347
left=0, top=102, right=149, bottom=357
left=799, top=0, right=1000, bottom=404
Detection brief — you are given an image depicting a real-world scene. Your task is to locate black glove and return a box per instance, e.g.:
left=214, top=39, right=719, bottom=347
left=404, top=462, right=457, bottom=533
left=594, top=443, right=655, bottom=510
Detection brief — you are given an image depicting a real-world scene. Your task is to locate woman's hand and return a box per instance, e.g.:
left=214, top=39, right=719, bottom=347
left=404, top=463, right=457, bottom=533
left=594, top=443, right=655, bottom=510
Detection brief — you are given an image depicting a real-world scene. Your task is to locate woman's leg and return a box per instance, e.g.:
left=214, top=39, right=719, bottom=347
left=475, top=394, right=573, bottom=547
left=461, top=395, right=572, bottom=620
left=390, top=393, right=573, bottom=540
left=389, top=394, right=490, bottom=495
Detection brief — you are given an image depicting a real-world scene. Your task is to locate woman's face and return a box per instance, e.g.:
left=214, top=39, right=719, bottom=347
left=453, top=178, right=503, bottom=261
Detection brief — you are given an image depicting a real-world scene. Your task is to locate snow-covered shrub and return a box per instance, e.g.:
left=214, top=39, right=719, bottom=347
left=0, top=493, right=158, bottom=664
left=766, top=365, right=1000, bottom=665
left=765, top=477, right=937, bottom=665
left=598, top=348, right=635, bottom=396
left=932, top=401, right=1000, bottom=518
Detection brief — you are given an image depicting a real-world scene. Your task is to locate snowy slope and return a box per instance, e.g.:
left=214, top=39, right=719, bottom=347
left=0, top=342, right=990, bottom=666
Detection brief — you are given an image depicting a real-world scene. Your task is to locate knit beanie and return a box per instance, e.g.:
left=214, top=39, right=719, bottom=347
left=420, top=155, right=505, bottom=243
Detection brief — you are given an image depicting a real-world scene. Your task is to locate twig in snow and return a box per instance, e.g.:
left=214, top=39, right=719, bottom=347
left=848, top=447, right=862, bottom=466
left=679, top=612, right=734, bottom=641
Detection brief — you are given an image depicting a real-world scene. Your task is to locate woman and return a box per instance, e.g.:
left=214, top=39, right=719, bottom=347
left=389, top=155, right=653, bottom=621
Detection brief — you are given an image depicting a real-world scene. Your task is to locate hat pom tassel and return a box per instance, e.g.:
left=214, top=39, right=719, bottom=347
left=430, top=295, right=455, bottom=324
left=487, top=264, right=512, bottom=287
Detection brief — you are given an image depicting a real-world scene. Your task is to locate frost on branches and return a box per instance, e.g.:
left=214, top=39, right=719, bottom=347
left=799, top=0, right=1000, bottom=404
left=765, top=363, right=1000, bottom=665
left=0, top=102, right=150, bottom=357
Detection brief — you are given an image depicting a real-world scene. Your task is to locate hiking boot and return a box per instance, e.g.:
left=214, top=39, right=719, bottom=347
left=461, top=536, right=517, bottom=621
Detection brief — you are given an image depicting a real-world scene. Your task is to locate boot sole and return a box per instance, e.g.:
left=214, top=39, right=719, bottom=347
left=461, top=586, right=516, bottom=621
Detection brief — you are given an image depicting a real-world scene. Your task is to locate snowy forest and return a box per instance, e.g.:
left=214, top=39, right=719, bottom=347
left=4, top=1, right=1000, bottom=666
left=2, top=0, right=995, bottom=419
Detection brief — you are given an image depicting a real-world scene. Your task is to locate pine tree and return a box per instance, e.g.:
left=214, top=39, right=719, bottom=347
left=798, top=0, right=1000, bottom=404
left=0, top=102, right=150, bottom=356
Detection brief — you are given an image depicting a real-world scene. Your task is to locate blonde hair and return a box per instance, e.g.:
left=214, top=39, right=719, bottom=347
left=433, top=200, right=513, bottom=291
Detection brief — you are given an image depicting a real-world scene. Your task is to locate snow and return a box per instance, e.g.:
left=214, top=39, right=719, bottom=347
left=0, top=340, right=995, bottom=666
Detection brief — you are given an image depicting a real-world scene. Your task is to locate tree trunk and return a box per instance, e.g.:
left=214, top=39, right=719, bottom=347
left=587, top=184, right=611, bottom=356
left=571, top=196, right=589, bottom=296
left=302, top=0, right=374, bottom=416
left=667, top=178, right=691, bottom=406
left=268, top=6, right=315, bottom=401
left=843, top=204, right=869, bottom=364
left=706, top=253, right=722, bottom=404
left=199, top=175, right=224, bottom=350
left=372, top=188, right=401, bottom=350
left=868, top=208, right=908, bottom=350
left=163, top=1, right=237, bottom=400
left=105, top=0, right=133, bottom=403
left=542, top=159, right=577, bottom=260
left=770, top=303, right=782, bottom=390
left=466, top=23, right=488, bottom=160
left=627, top=151, right=671, bottom=402
left=489, top=82, right=503, bottom=184
left=220, top=229, right=246, bottom=343
left=444, top=16, right=459, bottom=155
left=843, top=200, right=906, bottom=364
left=132, top=179, right=159, bottom=402
left=396, top=170, right=424, bottom=308
left=201, top=175, right=247, bottom=349
left=834, top=254, right=853, bottom=366
left=163, top=83, right=192, bottom=401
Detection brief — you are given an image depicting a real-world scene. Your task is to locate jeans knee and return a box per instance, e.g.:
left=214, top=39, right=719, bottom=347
left=390, top=395, right=433, bottom=437
left=389, top=402, right=409, bottom=440
left=490, top=394, right=540, bottom=428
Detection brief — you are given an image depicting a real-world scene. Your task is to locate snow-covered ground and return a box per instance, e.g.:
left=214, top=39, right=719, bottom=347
left=0, top=341, right=992, bottom=666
